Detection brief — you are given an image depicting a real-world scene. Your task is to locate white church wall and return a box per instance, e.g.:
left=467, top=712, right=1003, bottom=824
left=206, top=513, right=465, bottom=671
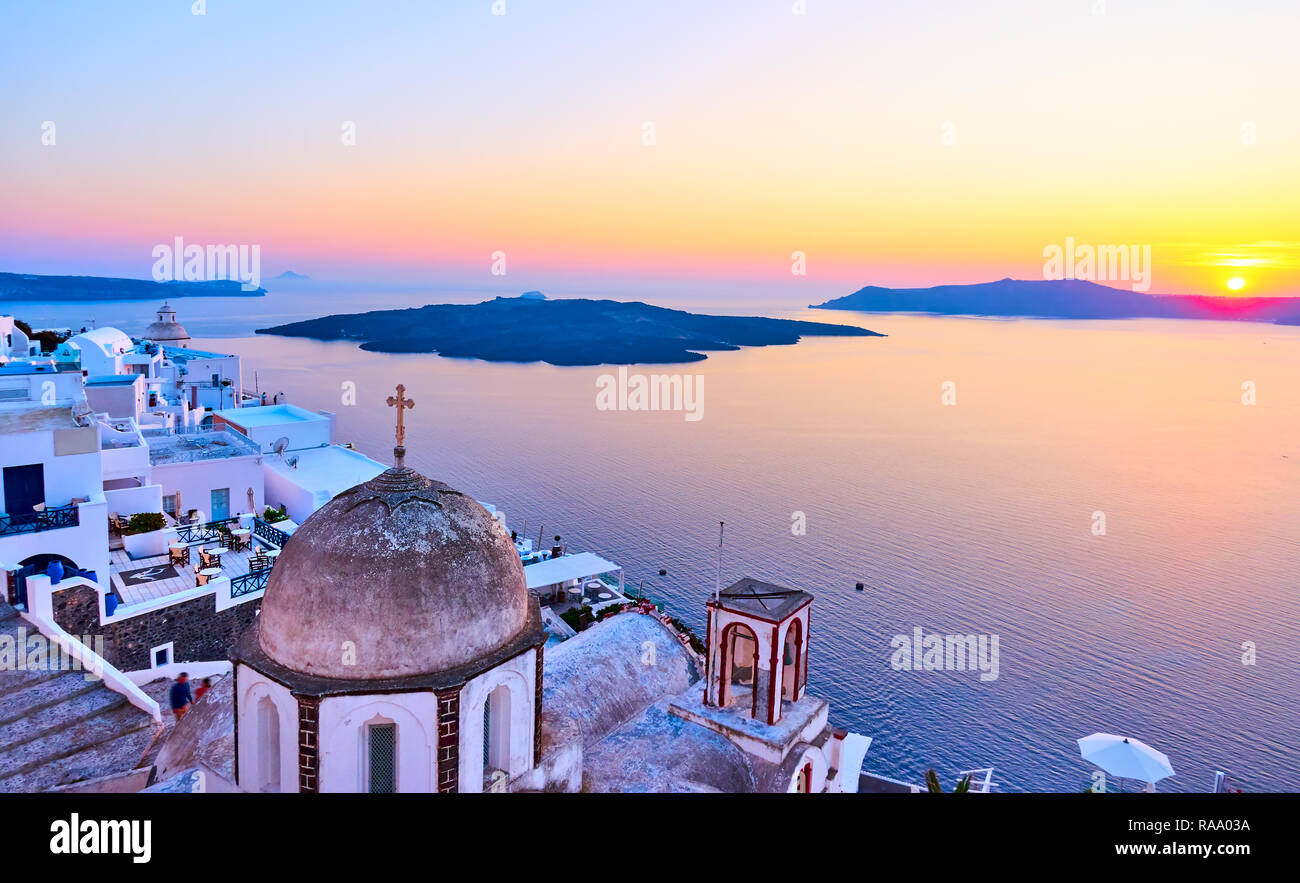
left=457, top=648, right=536, bottom=793
left=785, top=744, right=829, bottom=793
left=317, top=692, right=437, bottom=793
left=235, top=665, right=298, bottom=794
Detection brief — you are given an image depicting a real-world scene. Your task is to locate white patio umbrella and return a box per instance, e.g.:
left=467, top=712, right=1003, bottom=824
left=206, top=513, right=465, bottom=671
left=1078, top=733, right=1174, bottom=791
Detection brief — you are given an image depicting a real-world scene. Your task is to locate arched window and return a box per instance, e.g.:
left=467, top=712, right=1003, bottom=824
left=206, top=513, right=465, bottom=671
left=482, top=684, right=511, bottom=789
left=364, top=718, right=397, bottom=794
left=782, top=619, right=803, bottom=701
left=720, top=623, right=759, bottom=716
left=794, top=762, right=812, bottom=793
left=256, top=695, right=280, bottom=792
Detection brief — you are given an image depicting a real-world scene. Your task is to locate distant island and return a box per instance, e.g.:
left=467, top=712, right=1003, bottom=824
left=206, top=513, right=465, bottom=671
left=272, top=270, right=310, bottom=280
left=813, top=278, right=1300, bottom=323
left=0, top=271, right=267, bottom=301
left=257, top=295, right=882, bottom=365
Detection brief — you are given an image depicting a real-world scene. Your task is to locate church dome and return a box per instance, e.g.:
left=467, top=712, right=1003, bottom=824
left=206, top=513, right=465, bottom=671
left=257, top=465, right=531, bottom=680
left=143, top=302, right=190, bottom=342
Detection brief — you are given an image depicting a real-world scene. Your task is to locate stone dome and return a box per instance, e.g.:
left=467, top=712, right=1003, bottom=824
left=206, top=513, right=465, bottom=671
left=143, top=302, right=190, bottom=342
left=257, top=465, right=531, bottom=680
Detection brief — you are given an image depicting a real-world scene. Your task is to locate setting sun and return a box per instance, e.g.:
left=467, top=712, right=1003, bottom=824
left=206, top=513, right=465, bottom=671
left=1227, top=277, right=1247, bottom=291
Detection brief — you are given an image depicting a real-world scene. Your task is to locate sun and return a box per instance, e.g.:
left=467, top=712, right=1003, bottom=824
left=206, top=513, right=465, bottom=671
left=1226, top=277, right=1246, bottom=292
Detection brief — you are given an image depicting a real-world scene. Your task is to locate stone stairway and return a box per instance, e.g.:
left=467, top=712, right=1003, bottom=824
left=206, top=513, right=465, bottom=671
left=0, top=603, right=162, bottom=792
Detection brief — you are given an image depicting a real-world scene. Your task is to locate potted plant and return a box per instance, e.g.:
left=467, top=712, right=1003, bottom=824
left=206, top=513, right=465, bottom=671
left=121, top=511, right=168, bottom=559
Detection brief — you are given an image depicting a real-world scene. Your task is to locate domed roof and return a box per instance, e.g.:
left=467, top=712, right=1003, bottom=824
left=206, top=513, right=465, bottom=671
left=143, top=302, right=190, bottom=342
left=257, top=465, right=531, bottom=680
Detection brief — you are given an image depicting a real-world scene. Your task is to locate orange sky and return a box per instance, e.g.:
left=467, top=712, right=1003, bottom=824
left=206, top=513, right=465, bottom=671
left=2, top=1, right=1297, bottom=297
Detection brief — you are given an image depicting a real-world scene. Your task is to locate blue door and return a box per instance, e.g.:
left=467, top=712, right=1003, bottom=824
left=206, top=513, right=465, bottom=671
left=210, top=488, right=230, bottom=521
left=3, top=464, right=44, bottom=515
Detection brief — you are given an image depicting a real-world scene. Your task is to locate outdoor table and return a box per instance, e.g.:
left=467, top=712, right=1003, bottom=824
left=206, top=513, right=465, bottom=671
left=266, top=549, right=281, bottom=558
left=599, top=592, right=612, bottom=600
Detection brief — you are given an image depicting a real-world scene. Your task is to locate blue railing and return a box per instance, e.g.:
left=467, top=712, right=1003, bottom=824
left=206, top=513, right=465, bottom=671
left=173, top=516, right=239, bottom=544
left=230, top=566, right=270, bottom=598
left=252, top=518, right=290, bottom=548
left=0, top=504, right=79, bottom=538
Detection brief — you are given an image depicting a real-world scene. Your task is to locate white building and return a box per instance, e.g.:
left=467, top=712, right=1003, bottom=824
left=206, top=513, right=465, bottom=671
left=0, top=317, right=33, bottom=361
left=211, top=403, right=385, bottom=523
left=0, top=374, right=111, bottom=597
left=145, top=429, right=265, bottom=523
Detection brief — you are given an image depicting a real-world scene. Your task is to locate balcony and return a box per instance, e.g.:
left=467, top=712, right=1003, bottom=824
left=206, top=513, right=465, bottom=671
left=0, top=504, right=80, bottom=538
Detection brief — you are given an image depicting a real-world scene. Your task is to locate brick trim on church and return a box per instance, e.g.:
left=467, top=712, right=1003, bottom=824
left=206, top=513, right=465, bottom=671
left=435, top=686, right=460, bottom=793
left=533, top=643, right=544, bottom=763
left=297, top=695, right=321, bottom=793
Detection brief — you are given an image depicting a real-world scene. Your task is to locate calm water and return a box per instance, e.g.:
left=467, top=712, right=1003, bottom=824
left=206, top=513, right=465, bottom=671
left=12, top=289, right=1300, bottom=792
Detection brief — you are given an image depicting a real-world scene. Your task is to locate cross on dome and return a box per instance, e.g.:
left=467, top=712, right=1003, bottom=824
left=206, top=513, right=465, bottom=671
left=386, top=383, right=415, bottom=466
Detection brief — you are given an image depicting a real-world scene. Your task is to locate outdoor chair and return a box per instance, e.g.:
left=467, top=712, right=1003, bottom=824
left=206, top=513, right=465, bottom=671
left=169, top=546, right=190, bottom=566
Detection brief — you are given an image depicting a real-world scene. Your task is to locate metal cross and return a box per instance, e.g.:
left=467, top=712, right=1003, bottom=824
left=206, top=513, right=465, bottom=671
left=386, top=384, right=415, bottom=463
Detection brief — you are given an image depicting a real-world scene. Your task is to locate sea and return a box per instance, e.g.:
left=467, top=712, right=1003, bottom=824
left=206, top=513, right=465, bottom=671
left=9, top=282, right=1300, bottom=793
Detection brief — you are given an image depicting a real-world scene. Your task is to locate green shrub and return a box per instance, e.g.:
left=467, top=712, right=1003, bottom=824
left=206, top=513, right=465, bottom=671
left=124, top=512, right=166, bottom=535
left=560, top=605, right=593, bottom=633
left=262, top=505, right=289, bottom=524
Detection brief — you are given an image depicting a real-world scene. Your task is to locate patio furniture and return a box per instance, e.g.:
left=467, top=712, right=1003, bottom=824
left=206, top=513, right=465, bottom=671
left=108, top=512, right=126, bottom=536
left=169, top=545, right=190, bottom=566
left=230, top=528, right=252, bottom=552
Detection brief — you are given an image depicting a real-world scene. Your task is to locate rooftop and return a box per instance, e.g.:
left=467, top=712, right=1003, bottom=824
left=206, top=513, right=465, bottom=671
left=0, top=402, right=80, bottom=435
left=0, top=359, right=78, bottom=376
left=84, top=374, right=141, bottom=387
left=147, top=429, right=261, bottom=465
left=714, top=577, right=814, bottom=621
left=523, top=551, right=621, bottom=591
left=264, top=443, right=386, bottom=491
left=161, top=345, right=233, bottom=362
left=211, top=403, right=321, bottom=428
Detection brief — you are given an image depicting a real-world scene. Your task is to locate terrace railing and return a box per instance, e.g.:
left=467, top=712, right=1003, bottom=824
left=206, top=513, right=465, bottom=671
left=252, top=518, right=290, bottom=549
left=0, top=504, right=80, bottom=538
left=230, top=566, right=270, bottom=599
left=173, top=516, right=239, bottom=545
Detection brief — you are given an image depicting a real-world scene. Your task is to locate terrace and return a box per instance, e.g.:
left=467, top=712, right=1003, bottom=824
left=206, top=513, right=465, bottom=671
left=109, top=516, right=289, bottom=607
left=524, top=551, right=627, bottom=614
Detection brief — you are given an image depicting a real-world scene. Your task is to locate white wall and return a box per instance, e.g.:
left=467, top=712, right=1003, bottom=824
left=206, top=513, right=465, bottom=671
left=149, top=455, right=263, bottom=521
left=318, top=692, right=439, bottom=793
left=235, top=665, right=299, bottom=794
left=1, top=425, right=103, bottom=511
left=84, top=381, right=144, bottom=419
left=103, top=483, right=162, bottom=518
left=262, top=469, right=327, bottom=524
left=457, top=649, right=536, bottom=792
